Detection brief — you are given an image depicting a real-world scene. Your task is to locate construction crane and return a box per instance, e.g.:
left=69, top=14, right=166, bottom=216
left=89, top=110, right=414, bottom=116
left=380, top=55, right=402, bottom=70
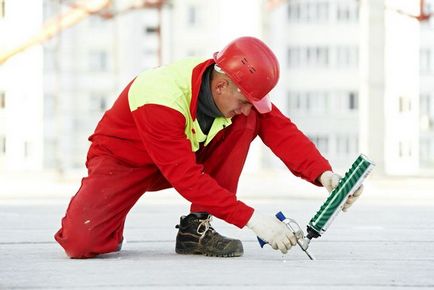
left=393, top=0, right=434, bottom=21
left=0, top=0, right=166, bottom=65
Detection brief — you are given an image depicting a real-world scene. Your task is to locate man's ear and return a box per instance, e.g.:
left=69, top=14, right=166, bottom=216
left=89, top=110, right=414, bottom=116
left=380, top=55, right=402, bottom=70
left=215, top=78, right=229, bottom=94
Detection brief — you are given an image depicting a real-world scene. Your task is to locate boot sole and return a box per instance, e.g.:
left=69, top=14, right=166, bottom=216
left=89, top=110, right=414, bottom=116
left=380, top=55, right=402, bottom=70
left=176, top=249, right=243, bottom=258
left=176, top=243, right=243, bottom=257
left=204, top=251, right=243, bottom=257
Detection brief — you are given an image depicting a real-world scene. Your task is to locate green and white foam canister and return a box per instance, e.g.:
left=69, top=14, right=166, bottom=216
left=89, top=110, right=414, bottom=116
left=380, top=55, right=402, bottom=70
left=306, top=154, right=375, bottom=239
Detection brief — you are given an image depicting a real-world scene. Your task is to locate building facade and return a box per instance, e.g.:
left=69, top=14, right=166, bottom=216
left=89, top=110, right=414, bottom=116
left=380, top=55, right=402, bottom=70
left=419, top=0, right=434, bottom=172
left=267, top=0, right=361, bottom=172
left=1, top=0, right=433, bottom=176
left=42, top=0, right=162, bottom=171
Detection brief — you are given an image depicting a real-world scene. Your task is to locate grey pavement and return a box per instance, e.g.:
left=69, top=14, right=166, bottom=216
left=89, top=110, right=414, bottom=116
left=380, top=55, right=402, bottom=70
left=1, top=174, right=434, bottom=289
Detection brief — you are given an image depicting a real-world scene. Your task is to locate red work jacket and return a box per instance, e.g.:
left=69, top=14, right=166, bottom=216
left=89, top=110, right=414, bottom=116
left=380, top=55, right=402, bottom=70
left=88, top=58, right=331, bottom=228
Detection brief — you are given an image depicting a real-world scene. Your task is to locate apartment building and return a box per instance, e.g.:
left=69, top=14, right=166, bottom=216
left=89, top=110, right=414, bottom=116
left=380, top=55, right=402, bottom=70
left=268, top=0, right=434, bottom=175
left=41, top=0, right=263, bottom=172
left=42, top=0, right=162, bottom=170
left=267, top=0, right=361, bottom=171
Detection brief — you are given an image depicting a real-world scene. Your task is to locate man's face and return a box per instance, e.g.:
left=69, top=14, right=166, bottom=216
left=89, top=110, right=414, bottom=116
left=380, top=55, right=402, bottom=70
left=212, top=79, right=253, bottom=118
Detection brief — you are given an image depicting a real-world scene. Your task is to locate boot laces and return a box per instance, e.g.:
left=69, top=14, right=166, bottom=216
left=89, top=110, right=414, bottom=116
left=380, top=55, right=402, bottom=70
left=197, top=215, right=213, bottom=240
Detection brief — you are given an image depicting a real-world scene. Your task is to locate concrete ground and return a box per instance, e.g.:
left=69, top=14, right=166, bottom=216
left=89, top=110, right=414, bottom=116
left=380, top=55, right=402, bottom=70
left=1, top=174, right=434, bottom=289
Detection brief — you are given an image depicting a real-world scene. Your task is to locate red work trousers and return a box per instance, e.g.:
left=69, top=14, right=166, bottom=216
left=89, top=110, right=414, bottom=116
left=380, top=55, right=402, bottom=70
left=54, top=111, right=258, bottom=258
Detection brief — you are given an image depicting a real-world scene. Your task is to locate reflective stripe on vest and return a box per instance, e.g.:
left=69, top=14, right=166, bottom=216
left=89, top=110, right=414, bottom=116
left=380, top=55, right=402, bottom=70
left=128, top=57, right=232, bottom=152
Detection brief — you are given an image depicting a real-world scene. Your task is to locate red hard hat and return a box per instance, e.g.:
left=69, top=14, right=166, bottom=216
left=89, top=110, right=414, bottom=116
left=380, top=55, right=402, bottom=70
left=213, top=36, right=280, bottom=114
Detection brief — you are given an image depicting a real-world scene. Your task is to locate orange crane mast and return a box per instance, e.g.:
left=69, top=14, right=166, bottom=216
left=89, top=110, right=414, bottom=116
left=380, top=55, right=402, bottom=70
left=0, top=0, right=165, bottom=65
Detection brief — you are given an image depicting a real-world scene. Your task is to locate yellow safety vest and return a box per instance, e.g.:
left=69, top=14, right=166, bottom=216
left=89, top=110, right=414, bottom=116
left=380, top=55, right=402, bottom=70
left=128, top=57, right=232, bottom=152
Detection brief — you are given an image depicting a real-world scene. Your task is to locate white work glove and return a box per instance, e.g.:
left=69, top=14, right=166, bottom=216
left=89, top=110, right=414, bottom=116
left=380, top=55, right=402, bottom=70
left=342, top=184, right=363, bottom=212
left=319, top=171, right=341, bottom=193
left=319, top=170, right=364, bottom=212
left=246, top=211, right=298, bottom=254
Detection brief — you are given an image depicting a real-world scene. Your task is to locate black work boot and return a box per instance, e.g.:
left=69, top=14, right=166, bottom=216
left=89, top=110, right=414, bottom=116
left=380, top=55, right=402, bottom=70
left=175, top=212, right=243, bottom=257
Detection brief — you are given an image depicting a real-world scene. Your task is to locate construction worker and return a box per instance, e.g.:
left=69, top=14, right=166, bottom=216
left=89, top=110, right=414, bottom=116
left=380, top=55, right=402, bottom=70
left=54, top=36, right=363, bottom=258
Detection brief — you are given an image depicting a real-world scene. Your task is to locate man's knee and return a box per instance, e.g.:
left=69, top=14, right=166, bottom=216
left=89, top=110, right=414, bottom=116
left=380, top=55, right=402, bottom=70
left=55, top=223, right=121, bottom=259
left=55, top=229, right=94, bottom=259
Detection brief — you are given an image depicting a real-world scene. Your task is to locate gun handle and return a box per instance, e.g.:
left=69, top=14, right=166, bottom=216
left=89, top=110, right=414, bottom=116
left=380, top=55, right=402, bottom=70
left=257, top=237, right=266, bottom=247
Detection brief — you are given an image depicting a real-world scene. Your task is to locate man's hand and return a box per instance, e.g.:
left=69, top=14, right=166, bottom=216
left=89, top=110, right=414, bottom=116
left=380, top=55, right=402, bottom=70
left=319, top=170, right=364, bottom=212
left=246, top=211, right=298, bottom=254
left=342, top=185, right=363, bottom=212
left=319, top=170, right=341, bottom=193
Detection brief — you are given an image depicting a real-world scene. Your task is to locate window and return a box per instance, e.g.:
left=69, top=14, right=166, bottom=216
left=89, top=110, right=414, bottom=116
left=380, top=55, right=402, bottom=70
left=398, top=141, right=412, bottom=158
left=305, top=92, right=311, bottom=111
left=187, top=5, right=196, bottom=26
left=336, top=1, right=358, bottom=22
left=348, top=92, right=358, bottom=110
left=337, top=135, right=358, bottom=156
left=288, top=1, right=300, bottom=22
left=0, top=91, right=5, bottom=108
left=420, top=49, right=431, bottom=73
left=288, top=91, right=303, bottom=111
left=287, top=92, right=302, bottom=111
left=311, top=91, right=328, bottom=113
left=145, top=26, right=159, bottom=34
left=399, top=96, right=412, bottom=113
left=287, top=91, right=294, bottom=113
left=420, top=139, right=434, bottom=165
left=306, top=46, right=329, bottom=67
left=288, top=91, right=304, bottom=111
left=288, top=91, right=328, bottom=113
left=318, top=47, right=329, bottom=67
left=24, top=141, right=29, bottom=158
left=336, top=4, right=350, bottom=21
left=289, top=46, right=329, bottom=68
left=420, top=94, right=434, bottom=130
left=317, top=2, right=329, bottom=21
left=99, top=98, right=107, bottom=112
left=287, top=47, right=300, bottom=68
left=335, top=46, right=358, bottom=68
left=310, top=135, right=329, bottom=153
left=0, top=0, right=5, bottom=18
left=334, top=91, right=359, bottom=112
left=420, top=93, right=430, bottom=115
left=336, top=135, right=350, bottom=155
left=288, top=1, right=329, bottom=23
left=301, top=2, right=309, bottom=21
left=0, top=135, right=5, bottom=155
left=88, top=51, right=108, bottom=72
left=336, top=135, right=359, bottom=157
left=89, top=93, right=108, bottom=112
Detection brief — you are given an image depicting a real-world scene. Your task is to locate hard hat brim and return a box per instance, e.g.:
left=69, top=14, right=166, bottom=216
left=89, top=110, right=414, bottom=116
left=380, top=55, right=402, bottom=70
left=251, top=94, right=272, bottom=114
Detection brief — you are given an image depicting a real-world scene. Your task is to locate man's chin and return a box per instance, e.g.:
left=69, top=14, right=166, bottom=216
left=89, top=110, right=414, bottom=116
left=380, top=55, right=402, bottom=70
left=227, top=112, right=236, bottom=118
